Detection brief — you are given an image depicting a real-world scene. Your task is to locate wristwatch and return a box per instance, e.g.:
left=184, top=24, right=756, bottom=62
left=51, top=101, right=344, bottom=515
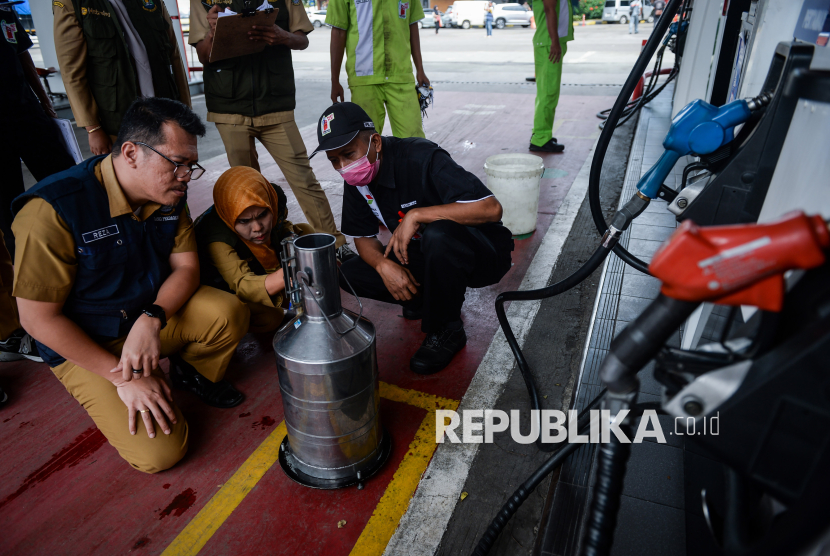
left=142, top=304, right=167, bottom=330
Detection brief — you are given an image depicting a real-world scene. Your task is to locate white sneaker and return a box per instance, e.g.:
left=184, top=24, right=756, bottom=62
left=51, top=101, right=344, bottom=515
left=0, top=330, right=43, bottom=363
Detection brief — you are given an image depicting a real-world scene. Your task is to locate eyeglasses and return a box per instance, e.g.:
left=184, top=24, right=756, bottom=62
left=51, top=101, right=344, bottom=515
left=134, top=141, right=206, bottom=180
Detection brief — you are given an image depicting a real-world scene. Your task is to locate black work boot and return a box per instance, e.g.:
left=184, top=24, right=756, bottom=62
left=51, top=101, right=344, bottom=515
left=529, top=139, right=565, bottom=153
left=168, top=354, right=244, bottom=408
left=410, top=322, right=467, bottom=375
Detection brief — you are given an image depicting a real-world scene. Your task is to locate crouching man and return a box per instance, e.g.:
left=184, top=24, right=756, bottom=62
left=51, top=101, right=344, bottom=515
left=311, top=103, right=514, bottom=375
left=11, top=98, right=250, bottom=473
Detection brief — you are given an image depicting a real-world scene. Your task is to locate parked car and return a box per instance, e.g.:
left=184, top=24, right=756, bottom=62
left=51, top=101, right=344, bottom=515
left=309, top=9, right=328, bottom=28
left=492, top=3, right=531, bottom=29
left=418, top=11, right=448, bottom=29
left=444, top=4, right=456, bottom=27
left=602, top=0, right=654, bottom=24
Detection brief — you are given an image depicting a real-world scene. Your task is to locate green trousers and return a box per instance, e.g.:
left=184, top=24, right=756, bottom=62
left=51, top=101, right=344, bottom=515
left=350, top=82, right=426, bottom=139
left=531, top=40, right=568, bottom=147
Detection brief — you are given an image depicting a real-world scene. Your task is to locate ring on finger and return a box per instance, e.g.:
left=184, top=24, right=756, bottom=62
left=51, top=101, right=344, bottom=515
left=132, top=368, right=142, bottom=374
left=139, top=409, right=149, bottom=414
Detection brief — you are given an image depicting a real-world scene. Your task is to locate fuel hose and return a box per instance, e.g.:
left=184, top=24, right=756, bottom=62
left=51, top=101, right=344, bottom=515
left=475, top=1, right=686, bottom=554
left=588, top=0, right=686, bottom=276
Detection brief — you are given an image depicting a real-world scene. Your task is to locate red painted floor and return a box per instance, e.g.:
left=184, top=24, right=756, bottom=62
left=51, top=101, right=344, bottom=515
left=0, top=92, right=613, bottom=555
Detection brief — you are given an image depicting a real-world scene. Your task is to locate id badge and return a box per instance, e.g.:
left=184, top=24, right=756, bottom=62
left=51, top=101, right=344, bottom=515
left=398, top=0, right=408, bottom=18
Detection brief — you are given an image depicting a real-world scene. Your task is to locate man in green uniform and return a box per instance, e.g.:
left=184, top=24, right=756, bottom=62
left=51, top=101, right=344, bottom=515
left=327, top=0, right=430, bottom=138
left=530, top=0, right=573, bottom=153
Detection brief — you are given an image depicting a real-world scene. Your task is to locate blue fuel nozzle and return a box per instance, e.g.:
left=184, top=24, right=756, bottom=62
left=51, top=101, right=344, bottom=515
left=636, top=98, right=753, bottom=199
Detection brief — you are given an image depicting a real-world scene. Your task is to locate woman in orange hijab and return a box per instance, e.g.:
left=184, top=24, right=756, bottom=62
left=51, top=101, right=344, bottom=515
left=195, top=167, right=313, bottom=332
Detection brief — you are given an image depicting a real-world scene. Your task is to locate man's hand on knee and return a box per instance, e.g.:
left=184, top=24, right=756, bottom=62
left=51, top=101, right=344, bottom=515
left=118, top=377, right=177, bottom=438
left=377, top=259, right=420, bottom=301
left=115, top=314, right=162, bottom=383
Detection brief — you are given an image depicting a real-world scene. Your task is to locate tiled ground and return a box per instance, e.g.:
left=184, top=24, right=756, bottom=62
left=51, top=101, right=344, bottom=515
left=541, top=86, right=698, bottom=556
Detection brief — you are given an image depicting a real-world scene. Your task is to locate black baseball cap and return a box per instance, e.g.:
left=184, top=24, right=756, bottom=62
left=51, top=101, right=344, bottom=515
left=309, top=102, right=376, bottom=158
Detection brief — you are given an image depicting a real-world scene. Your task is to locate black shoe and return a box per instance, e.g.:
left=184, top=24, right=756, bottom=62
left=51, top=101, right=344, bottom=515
left=410, top=324, right=467, bottom=375
left=336, top=243, right=358, bottom=265
left=0, top=329, right=43, bottom=363
left=525, top=76, right=536, bottom=82
left=169, top=355, right=244, bottom=408
left=529, top=139, right=565, bottom=153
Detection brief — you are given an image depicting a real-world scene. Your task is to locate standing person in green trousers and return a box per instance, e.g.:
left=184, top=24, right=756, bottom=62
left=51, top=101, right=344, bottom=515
left=529, top=0, right=573, bottom=153
left=327, top=0, right=429, bottom=139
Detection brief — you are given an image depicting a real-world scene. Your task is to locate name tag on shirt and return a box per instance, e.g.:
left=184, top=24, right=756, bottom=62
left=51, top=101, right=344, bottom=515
left=82, top=225, right=119, bottom=243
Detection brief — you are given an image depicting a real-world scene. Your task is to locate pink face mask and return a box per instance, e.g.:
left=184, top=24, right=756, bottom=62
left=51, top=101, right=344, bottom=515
left=337, top=139, right=380, bottom=186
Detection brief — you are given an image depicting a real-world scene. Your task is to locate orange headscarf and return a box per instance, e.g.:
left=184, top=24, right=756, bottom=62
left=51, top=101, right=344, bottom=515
left=213, top=167, right=281, bottom=270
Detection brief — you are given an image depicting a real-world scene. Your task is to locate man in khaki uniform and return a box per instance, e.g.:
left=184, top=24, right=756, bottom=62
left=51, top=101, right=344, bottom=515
left=190, top=0, right=353, bottom=260
left=11, top=98, right=249, bottom=473
left=53, top=0, right=191, bottom=155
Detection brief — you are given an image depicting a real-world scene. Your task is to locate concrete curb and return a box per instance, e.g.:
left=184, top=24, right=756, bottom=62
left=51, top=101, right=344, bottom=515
left=382, top=141, right=599, bottom=556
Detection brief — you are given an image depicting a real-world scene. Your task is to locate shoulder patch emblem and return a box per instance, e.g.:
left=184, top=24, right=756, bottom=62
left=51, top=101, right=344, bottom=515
left=53, top=1, right=65, bottom=8
left=142, top=0, right=157, bottom=12
left=1, top=20, right=17, bottom=44
left=292, top=0, right=301, bottom=5
left=80, top=6, right=88, bottom=15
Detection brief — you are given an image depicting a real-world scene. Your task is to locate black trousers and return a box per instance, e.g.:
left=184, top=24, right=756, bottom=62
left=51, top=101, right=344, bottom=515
left=340, top=220, right=513, bottom=333
left=0, top=102, right=76, bottom=258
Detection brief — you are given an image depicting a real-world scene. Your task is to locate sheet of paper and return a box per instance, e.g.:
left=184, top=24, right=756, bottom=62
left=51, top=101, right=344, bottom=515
left=55, top=118, right=83, bottom=164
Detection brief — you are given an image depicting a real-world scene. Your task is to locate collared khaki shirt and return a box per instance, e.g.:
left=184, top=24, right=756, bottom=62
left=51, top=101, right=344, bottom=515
left=12, top=156, right=196, bottom=304
left=52, top=0, right=191, bottom=129
left=188, top=0, right=314, bottom=126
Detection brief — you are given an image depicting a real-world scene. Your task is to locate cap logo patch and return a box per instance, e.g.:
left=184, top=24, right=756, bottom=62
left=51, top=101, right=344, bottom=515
left=364, top=122, right=374, bottom=128
left=321, top=113, right=335, bottom=136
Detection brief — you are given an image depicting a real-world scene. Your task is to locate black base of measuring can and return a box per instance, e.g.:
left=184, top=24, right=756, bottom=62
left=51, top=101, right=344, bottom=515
left=278, top=430, right=393, bottom=490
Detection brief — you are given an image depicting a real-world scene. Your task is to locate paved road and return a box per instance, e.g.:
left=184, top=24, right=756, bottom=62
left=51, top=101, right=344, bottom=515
left=24, top=22, right=671, bottom=184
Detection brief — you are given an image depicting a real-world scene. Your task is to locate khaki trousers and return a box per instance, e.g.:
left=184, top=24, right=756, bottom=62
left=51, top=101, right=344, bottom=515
left=51, top=286, right=250, bottom=474
left=248, top=302, right=284, bottom=333
left=0, top=230, right=20, bottom=340
left=215, top=119, right=346, bottom=248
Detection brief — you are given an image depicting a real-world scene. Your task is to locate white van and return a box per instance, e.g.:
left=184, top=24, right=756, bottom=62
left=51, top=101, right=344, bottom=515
left=602, top=0, right=654, bottom=24
left=452, top=1, right=489, bottom=29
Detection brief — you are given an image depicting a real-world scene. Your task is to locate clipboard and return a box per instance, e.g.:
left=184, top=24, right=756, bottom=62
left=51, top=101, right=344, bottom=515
left=208, top=8, right=279, bottom=64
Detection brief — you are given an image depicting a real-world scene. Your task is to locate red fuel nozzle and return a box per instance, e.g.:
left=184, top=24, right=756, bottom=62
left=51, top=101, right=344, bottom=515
left=649, top=212, right=830, bottom=312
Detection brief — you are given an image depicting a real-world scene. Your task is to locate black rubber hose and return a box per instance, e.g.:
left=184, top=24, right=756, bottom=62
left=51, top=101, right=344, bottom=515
left=495, top=244, right=612, bottom=452
left=472, top=401, right=667, bottom=556
left=588, top=0, right=684, bottom=277
left=472, top=401, right=599, bottom=556
left=580, top=425, right=633, bottom=556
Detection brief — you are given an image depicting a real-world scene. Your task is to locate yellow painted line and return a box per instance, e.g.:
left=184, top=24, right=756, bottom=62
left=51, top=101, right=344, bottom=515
left=162, top=383, right=459, bottom=556
left=379, top=381, right=458, bottom=412
left=349, top=391, right=459, bottom=556
left=161, top=421, right=287, bottom=556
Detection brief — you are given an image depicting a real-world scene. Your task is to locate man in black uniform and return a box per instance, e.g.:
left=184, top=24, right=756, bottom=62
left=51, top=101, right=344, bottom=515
left=312, top=103, right=514, bottom=375
left=0, top=2, right=74, bottom=258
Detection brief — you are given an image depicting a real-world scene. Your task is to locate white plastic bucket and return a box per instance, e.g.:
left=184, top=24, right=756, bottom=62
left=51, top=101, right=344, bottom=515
left=483, top=154, right=545, bottom=236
